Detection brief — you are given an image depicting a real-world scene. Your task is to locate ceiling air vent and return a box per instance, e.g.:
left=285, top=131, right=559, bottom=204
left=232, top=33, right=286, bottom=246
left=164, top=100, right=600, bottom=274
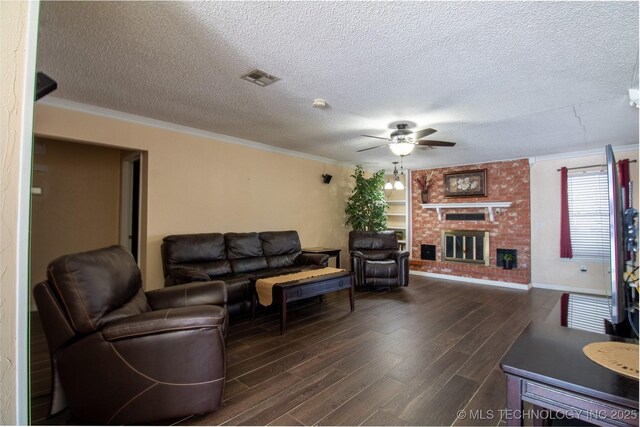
left=240, top=69, right=280, bottom=87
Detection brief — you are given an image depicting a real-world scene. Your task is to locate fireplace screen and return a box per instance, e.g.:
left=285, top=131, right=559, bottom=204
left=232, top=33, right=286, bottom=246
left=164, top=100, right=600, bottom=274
left=442, top=230, right=489, bottom=265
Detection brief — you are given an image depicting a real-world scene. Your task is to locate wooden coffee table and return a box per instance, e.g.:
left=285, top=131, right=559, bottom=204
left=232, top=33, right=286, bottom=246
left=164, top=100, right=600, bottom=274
left=251, top=270, right=354, bottom=334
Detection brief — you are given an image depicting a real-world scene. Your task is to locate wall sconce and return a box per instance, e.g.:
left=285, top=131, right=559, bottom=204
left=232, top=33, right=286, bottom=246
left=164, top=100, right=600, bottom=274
left=322, top=174, right=332, bottom=184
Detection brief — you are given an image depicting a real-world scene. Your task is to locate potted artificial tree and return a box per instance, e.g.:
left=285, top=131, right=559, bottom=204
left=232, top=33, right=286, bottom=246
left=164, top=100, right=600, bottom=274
left=345, top=165, right=388, bottom=231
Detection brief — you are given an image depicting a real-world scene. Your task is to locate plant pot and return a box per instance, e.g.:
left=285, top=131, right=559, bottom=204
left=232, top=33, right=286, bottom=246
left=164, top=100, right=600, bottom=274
left=420, top=189, right=429, bottom=204
left=503, top=259, right=514, bottom=270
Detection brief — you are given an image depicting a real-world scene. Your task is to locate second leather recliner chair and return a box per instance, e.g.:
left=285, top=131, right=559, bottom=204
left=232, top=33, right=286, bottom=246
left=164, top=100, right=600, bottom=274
left=349, top=230, right=410, bottom=289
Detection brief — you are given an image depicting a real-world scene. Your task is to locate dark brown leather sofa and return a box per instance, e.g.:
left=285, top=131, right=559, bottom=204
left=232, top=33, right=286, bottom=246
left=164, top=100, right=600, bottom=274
left=33, top=245, right=228, bottom=425
left=349, top=230, right=410, bottom=289
left=162, top=230, right=329, bottom=316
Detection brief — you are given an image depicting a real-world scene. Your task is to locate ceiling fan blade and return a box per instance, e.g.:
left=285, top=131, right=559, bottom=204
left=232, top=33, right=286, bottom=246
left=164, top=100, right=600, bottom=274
left=357, top=143, right=389, bottom=152
left=417, top=140, right=456, bottom=147
left=361, top=134, right=390, bottom=141
left=414, top=128, right=437, bottom=140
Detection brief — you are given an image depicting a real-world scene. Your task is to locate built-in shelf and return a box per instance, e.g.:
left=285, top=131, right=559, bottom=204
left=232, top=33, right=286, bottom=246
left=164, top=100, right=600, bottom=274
left=421, top=202, right=512, bottom=222
left=385, top=174, right=408, bottom=250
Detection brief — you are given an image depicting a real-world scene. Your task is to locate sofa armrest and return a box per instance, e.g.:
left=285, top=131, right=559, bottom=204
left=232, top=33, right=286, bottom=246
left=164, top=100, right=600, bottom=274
left=166, top=267, right=211, bottom=285
left=349, top=251, right=366, bottom=289
left=390, top=250, right=410, bottom=263
left=102, top=305, right=225, bottom=341
left=146, top=281, right=227, bottom=310
left=296, top=253, right=330, bottom=266
left=391, top=250, right=410, bottom=287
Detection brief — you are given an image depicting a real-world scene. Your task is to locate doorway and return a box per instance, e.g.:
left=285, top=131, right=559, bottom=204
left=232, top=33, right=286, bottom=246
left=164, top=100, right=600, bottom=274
left=120, top=153, right=142, bottom=262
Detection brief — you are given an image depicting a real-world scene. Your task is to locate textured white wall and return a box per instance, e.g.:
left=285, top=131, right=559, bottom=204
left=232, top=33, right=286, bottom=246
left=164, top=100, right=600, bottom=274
left=34, top=2, right=639, bottom=172
left=0, top=1, right=38, bottom=423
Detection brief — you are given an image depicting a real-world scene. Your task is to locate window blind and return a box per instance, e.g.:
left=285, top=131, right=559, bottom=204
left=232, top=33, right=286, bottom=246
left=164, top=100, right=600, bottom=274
left=567, top=170, right=610, bottom=260
left=566, top=293, right=612, bottom=333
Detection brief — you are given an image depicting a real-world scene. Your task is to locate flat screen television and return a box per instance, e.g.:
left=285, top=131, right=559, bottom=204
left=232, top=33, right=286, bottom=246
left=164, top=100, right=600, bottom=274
left=606, top=144, right=626, bottom=325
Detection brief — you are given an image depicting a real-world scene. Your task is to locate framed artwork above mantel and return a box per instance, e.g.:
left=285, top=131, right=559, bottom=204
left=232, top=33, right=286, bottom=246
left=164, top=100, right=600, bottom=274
left=444, top=169, right=487, bottom=197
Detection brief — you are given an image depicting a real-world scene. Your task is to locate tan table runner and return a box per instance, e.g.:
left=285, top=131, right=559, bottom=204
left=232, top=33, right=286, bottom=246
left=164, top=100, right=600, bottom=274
left=583, top=341, right=639, bottom=380
left=256, top=267, right=346, bottom=306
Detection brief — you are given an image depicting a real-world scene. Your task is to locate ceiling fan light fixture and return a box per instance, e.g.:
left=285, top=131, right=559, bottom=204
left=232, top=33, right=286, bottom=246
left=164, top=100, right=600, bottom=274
left=389, top=142, right=414, bottom=156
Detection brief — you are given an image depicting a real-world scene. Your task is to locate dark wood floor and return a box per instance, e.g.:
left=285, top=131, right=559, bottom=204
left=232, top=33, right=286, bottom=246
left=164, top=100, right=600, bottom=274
left=31, top=275, right=561, bottom=426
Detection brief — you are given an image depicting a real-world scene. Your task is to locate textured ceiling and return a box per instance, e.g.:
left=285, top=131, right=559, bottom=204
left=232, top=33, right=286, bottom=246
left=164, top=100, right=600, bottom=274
left=37, top=1, right=639, bottom=171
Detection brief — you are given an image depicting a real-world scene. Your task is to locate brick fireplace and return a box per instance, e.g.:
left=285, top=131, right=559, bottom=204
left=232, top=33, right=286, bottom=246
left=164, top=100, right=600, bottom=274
left=411, top=158, right=531, bottom=285
left=442, top=230, right=489, bottom=265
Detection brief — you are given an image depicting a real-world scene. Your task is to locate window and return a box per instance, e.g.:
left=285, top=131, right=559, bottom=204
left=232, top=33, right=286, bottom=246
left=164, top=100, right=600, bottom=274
left=567, top=170, right=610, bottom=259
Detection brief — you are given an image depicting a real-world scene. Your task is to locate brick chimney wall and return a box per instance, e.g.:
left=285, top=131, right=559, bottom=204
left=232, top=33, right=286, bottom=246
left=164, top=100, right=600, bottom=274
left=411, top=158, right=531, bottom=285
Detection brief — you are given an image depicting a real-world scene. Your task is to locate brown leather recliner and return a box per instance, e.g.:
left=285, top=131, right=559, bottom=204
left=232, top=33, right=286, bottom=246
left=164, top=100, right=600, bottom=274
left=349, top=231, right=410, bottom=289
left=33, top=245, right=228, bottom=425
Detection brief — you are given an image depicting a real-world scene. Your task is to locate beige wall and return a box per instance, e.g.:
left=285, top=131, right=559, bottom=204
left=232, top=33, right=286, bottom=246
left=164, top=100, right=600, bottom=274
left=34, top=103, right=354, bottom=290
left=531, top=148, right=639, bottom=294
left=1, top=1, right=36, bottom=423
left=30, top=138, right=123, bottom=304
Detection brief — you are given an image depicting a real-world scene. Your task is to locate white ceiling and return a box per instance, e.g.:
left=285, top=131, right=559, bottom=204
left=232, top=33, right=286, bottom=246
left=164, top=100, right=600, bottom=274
left=37, top=1, right=639, bottom=171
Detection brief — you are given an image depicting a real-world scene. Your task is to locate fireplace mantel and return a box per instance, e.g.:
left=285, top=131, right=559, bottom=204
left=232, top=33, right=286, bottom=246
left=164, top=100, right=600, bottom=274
left=421, top=202, right=512, bottom=221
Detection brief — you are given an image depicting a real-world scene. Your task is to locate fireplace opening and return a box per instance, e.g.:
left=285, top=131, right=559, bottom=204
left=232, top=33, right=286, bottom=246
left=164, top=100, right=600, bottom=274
left=442, top=230, right=489, bottom=265
left=421, top=244, right=436, bottom=261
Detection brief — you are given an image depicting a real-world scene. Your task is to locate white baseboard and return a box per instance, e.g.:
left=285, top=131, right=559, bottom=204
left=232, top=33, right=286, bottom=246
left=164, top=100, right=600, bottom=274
left=531, top=282, right=608, bottom=296
left=410, top=270, right=531, bottom=291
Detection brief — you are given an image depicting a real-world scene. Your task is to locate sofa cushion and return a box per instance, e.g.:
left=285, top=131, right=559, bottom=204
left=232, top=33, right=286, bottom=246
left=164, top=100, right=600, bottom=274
left=170, top=261, right=232, bottom=279
left=162, top=233, right=233, bottom=278
left=260, top=231, right=302, bottom=268
left=365, top=259, right=398, bottom=278
left=225, top=233, right=268, bottom=273
left=163, top=233, right=227, bottom=263
left=225, top=232, right=263, bottom=258
left=349, top=231, right=398, bottom=251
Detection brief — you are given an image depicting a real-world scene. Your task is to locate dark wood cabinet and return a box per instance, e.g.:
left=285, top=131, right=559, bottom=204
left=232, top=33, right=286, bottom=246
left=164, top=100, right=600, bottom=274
left=501, top=322, right=638, bottom=426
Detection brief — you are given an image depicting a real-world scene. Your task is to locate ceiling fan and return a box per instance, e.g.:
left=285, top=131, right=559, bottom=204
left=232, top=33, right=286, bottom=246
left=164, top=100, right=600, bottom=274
left=358, top=123, right=456, bottom=156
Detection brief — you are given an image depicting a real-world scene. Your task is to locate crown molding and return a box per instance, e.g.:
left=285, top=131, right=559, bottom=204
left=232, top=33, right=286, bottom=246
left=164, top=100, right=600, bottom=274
left=529, top=144, right=639, bottom=163
left=39, top=97, right=354, bottom=168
